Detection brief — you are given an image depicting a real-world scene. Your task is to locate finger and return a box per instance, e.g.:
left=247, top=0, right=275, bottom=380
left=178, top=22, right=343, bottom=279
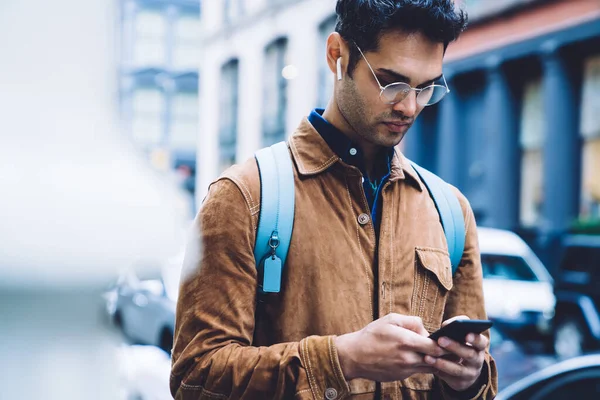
left=411, top=366, right=438, bottom=375
left=441, top=315, right=470, bottom=327
left=424, top=355, right=470, bottom=378
left=437, top=337, right=481, bottom=365
left=386, top=314, right=429, bottom=336
left=401, top=331, right=447, bottom=357
left=465, top=333, right=489, bottom=352
left=399, top=351, right=432, bottom=367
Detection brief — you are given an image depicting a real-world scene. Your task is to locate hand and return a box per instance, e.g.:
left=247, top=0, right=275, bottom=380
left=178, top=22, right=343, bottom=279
left=335, top=313, right=446, bottom=382
left=424, top=316, right=488, bottom=392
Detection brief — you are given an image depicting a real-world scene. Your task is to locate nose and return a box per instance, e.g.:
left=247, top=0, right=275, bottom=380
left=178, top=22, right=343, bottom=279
left=392, top=90, right=418, bottom=118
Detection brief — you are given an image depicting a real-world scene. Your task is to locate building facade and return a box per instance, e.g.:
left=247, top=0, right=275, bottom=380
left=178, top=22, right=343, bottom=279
left=196, top=0, right=338, bottom=200
left=197, top=0, right=600, bottom=272
left=405, top=0, right=600, bottom=271
left=119, top=0, right=201, bottom=196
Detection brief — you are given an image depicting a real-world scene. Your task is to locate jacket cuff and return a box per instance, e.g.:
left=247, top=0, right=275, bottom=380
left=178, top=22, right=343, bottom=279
left=438, top=357, right=494, bottom=400
left=299, top=335, right=351, bottom=400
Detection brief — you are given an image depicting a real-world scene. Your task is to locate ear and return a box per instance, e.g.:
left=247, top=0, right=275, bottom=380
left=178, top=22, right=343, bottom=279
left=326, top=32, right=347, bottom=79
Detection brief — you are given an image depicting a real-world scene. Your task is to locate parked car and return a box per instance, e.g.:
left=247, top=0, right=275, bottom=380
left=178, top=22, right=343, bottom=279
left=496, top=354, right=600, bottom=400
left=553, top=234, right=600, bottom=359
left=478, top=228, right=555, bottom=346
left=112, top=253, right=183, bottom=353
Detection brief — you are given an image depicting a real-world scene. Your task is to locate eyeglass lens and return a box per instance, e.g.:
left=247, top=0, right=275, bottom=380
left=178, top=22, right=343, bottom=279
left=381, top=83, right=447, bottom=106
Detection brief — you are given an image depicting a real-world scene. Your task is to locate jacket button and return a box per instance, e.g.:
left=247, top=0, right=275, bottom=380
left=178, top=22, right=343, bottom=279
left=325, top=388, right=338, bottom=399
left=358, top=213, right=370, bottom=225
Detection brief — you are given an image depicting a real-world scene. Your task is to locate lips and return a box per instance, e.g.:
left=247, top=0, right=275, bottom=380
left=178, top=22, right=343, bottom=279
left=383, top=121, right=410, bottom=133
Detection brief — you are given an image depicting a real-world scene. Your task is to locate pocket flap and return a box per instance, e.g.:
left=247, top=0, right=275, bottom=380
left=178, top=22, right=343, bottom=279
left=415, top=247, right=453, bottom=291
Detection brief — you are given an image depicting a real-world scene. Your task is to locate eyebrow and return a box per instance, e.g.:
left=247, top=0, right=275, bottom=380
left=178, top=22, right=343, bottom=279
left=376, top=68, right=443, bottom=88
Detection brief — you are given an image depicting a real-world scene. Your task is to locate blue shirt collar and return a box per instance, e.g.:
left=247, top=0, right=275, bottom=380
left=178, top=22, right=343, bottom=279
left=307, top=108, right=392, bottom=179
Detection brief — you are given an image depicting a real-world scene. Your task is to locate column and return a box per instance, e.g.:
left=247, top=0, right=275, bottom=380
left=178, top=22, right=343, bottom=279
left=540, top=42, right=581, bottom=273
left=196, top=58, right=221, bottom=204
left=436, top=74, right=461, bottom=185
left=237, top=48, right=263, bottom=161
left=123, top=1, right=137, bottom=66
left=166, top=5, right=178, bottom=68
left=484, top=58, right=520, bottom=230
left=541, top=43, right=580, bottom=233
left=286, top=19, right=319, bottom=134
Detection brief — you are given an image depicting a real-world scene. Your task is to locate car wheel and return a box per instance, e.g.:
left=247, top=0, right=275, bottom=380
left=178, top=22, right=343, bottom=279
left=554, top=318, right=586, bottom=359
left=159, top=329, right=174, bottom=355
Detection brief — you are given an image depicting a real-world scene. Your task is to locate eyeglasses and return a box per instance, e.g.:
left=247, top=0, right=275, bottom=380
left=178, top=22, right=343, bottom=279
left=354, top=43, right=450, bottom=106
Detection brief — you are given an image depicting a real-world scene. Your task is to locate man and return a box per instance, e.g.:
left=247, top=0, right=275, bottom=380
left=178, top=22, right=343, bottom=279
left=170, top=0, right=498, bottom=399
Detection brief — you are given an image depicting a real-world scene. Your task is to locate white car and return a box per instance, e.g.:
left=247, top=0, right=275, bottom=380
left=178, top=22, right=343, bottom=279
left=478, top=227, right=555, bottom=344
left=113, top=253, right=183, bottom=353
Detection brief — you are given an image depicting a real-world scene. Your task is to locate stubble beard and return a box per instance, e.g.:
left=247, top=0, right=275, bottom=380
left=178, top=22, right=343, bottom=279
left=337, top=79, right=408, bottom=150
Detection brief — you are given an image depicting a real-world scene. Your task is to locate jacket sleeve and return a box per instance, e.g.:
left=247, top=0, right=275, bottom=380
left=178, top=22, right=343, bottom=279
left=169, top=178, right=350, bottom=400
left=435, top=189, right=499, bottom=400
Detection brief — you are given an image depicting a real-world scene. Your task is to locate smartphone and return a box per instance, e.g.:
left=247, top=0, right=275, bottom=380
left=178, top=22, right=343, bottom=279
left=429, top=319, right=493, bottom=342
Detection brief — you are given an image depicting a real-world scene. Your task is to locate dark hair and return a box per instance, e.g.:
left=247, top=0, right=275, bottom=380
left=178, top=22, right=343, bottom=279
left=335, top=0, right=468, bottom=76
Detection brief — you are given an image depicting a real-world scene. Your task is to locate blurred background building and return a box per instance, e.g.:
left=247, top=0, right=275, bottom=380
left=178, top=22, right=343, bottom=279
left=118, top=0, right=201, bottom=199
left=406, top=0, right=600, bottom=274
left=196, top=0, right=600, bottom=274
left=196, top=0, right=338, bottom=199
left=0, top=0, right=194, bottom=398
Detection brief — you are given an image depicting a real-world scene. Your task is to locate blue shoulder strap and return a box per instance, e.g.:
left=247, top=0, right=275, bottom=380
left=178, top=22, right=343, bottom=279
left=409, top=161, right=466, bottom=274
left=254, top=141, right=295, bottom=293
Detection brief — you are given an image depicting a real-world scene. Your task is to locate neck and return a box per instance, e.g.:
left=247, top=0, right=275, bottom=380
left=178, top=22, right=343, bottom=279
left=322, top=100, right=383, bottom=178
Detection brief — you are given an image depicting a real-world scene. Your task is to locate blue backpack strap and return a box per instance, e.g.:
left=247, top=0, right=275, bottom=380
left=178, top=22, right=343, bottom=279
left=409, top=161, right=466, bottom=274
left=254, top=141, right=295, bottom=293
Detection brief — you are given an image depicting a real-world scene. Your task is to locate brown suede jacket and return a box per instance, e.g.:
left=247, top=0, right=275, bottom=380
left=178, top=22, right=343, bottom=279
left=170, top=118, right=498, bottom=400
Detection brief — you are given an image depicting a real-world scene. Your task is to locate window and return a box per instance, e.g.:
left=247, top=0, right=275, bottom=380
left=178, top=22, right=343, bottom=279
left=580, top=55, right=600, bottom=218
left=170, top=90, right=199, bottom=150
left=317, top=15, right=337, bottom=108
left=219, top=59, right=239, bottom=172
left=131, top=87, right=164, bottom=146
left=134, top=9, right=167, bottom=66
left=173, top=12, right=201, bottom=69
left=224, top=0, right=245, bottom=24
left=519, top=78, right=545, bottom=228
left=481, top=254, right=539, bottom=282
left=262, top=38, right=288, bottom=146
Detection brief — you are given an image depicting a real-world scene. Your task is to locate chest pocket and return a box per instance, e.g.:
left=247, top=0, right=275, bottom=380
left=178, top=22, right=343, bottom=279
left=400, top=247, right=454, bottom=392
left=410, top=247, right=454, bottom=333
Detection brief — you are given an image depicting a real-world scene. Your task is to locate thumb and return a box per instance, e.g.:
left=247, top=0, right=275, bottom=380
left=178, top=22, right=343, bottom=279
left=385, top=314, right=429, bottom=336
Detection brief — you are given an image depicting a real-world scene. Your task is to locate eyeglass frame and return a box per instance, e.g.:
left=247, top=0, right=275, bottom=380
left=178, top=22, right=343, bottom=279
left=353, top=43, right=450, bottom=106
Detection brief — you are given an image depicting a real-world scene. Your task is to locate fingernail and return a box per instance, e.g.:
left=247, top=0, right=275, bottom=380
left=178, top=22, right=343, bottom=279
left=466, top=334, right=475, bottom=343
left=425, top=356, right=436, bottom=365
left=439, top=337, right=450, bottom=347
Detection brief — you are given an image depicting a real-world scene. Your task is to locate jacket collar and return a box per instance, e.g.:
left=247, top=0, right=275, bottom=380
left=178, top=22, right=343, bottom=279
left=289, top=117, right=424, bottom=191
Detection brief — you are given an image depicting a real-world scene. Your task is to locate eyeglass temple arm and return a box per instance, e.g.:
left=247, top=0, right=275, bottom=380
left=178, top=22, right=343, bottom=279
left=354, top=43, right=385, bottom=90
left=442, top=75, right=450, bottom=93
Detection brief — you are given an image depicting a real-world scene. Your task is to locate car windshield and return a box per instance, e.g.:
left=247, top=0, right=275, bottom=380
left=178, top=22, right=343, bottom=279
left=481, top=254, right=540, bottom=282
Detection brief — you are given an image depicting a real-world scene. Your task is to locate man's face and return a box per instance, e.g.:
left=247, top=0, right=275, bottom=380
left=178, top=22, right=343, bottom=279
left=336, top=29, right=445, bottom=149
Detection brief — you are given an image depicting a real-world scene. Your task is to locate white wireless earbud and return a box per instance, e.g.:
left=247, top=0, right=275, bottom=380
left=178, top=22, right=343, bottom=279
left=336, top=57, right=343, bottom=81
